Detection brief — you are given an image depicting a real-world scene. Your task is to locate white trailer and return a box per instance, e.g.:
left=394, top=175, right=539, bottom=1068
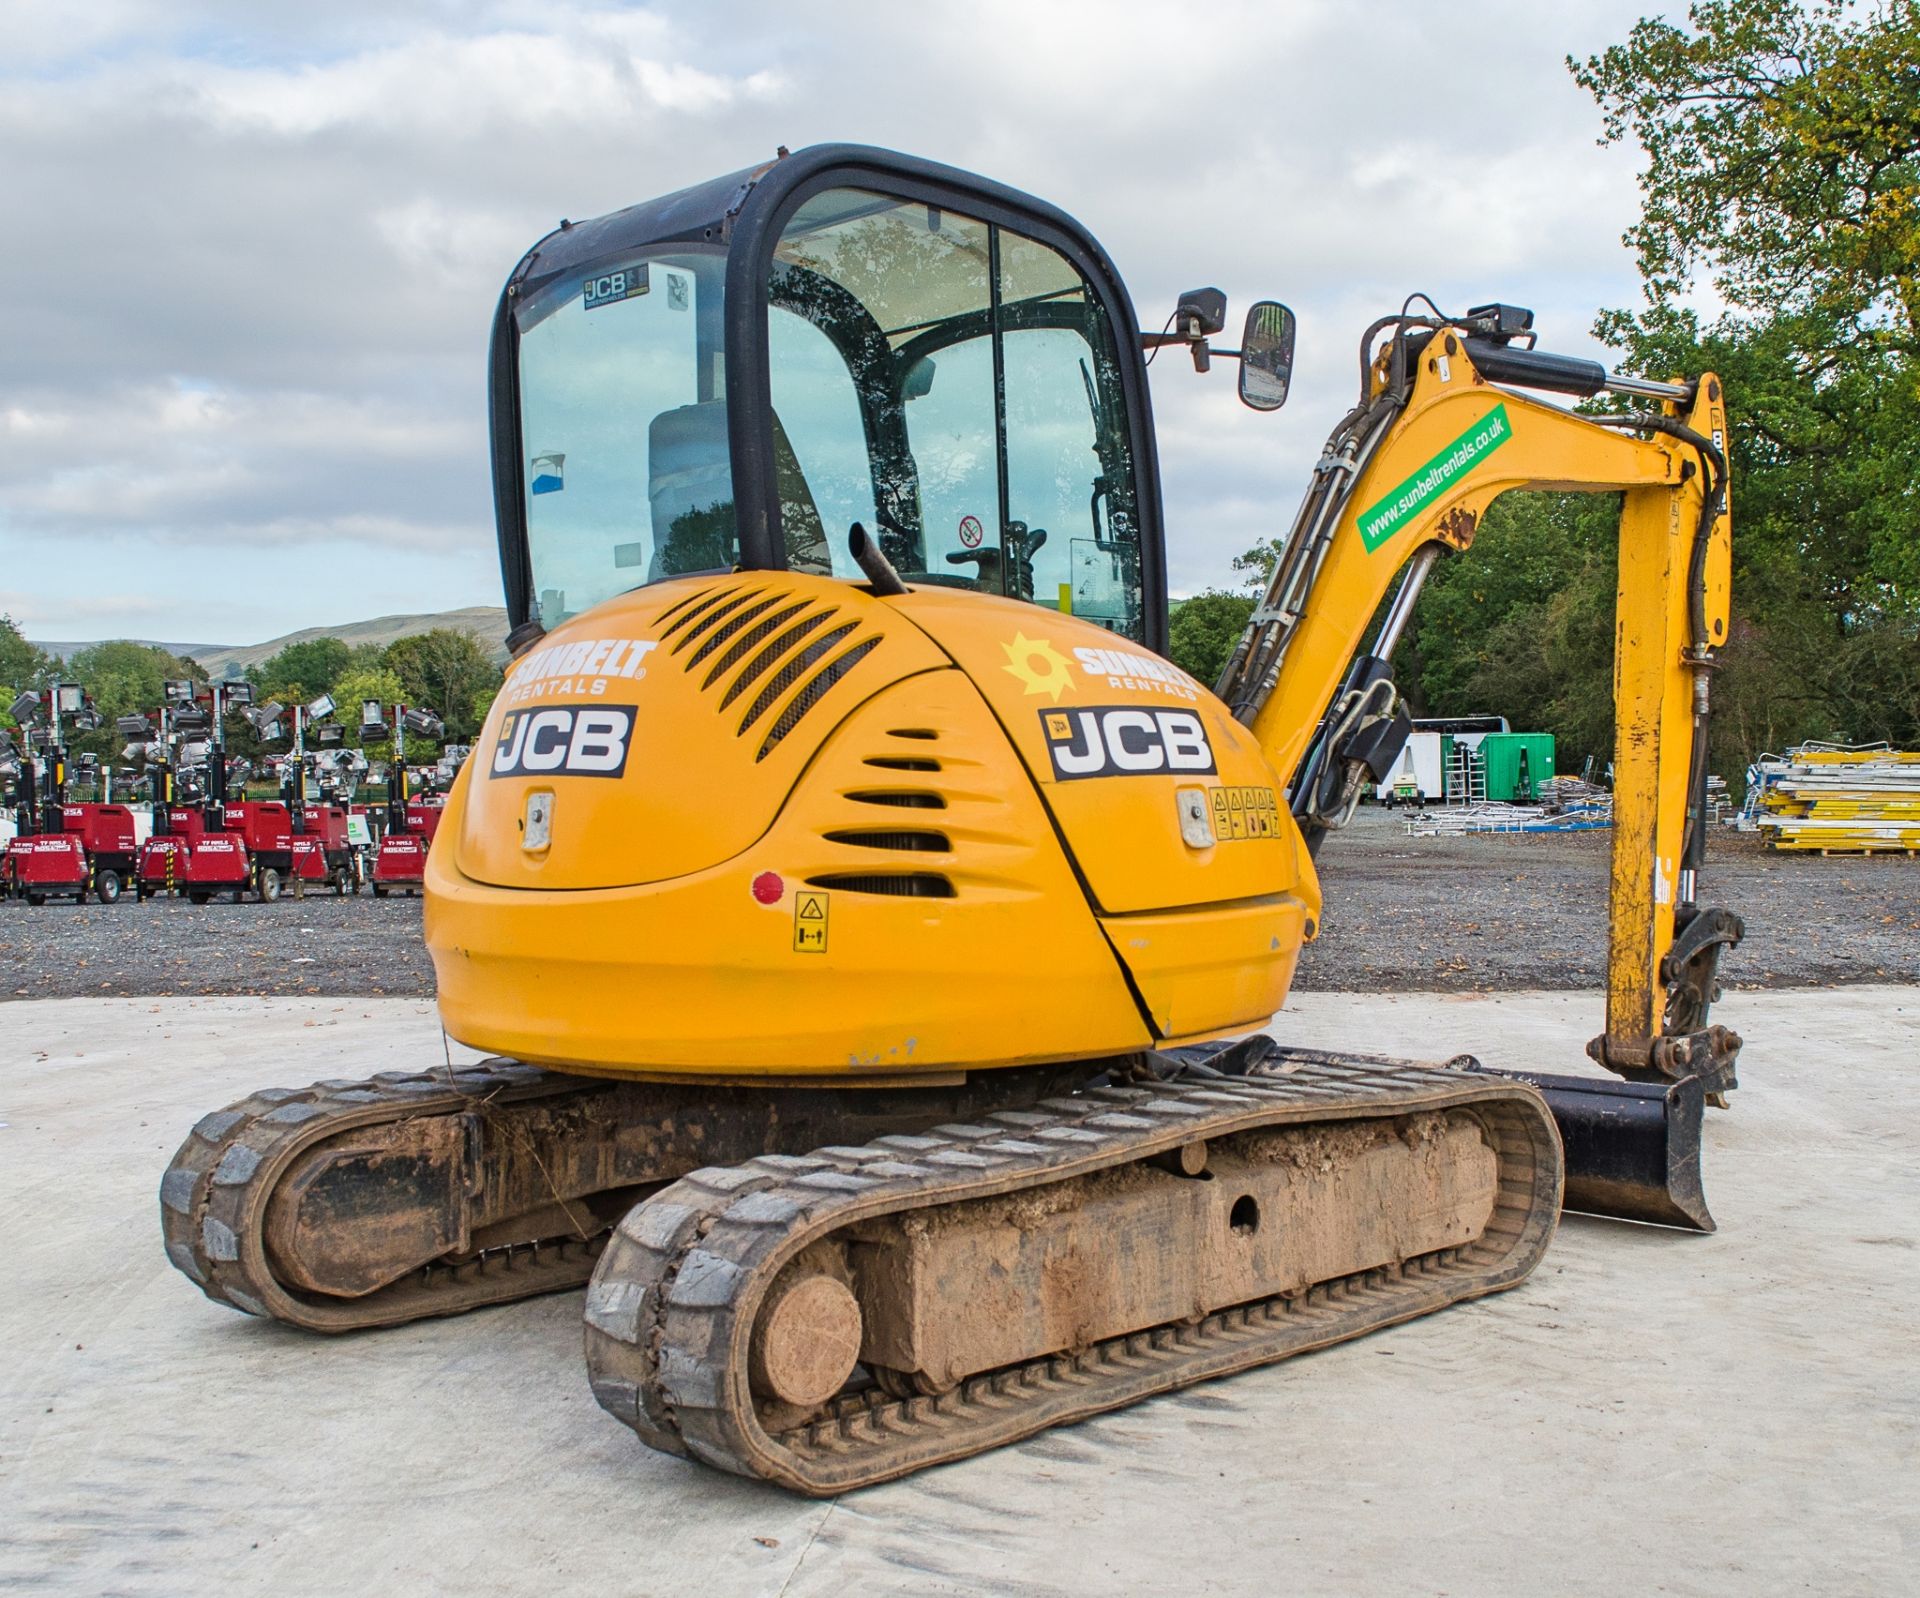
left=1375, top=730, right=1444, bottom=805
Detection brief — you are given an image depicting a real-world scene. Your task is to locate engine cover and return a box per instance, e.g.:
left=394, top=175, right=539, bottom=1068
left=429, top=573, right=1320, bottom=1077
left=455, top=575, right=946, bottom=890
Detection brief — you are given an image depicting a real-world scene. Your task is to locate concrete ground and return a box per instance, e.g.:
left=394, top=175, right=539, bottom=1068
left=2, top=988, right=1914, bottom=1597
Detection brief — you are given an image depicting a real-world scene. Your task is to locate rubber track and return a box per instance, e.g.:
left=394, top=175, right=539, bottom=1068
left=159, top=1059, right=614, bottom=1331
left=583, top=1054, right=1562, bottom=1494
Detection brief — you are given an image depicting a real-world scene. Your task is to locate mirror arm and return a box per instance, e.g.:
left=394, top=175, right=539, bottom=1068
left=1138, top=334, right=1237, bottom=371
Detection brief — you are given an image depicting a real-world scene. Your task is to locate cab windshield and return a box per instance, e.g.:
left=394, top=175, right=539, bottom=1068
left=769, top=189, right=1144, bottom=640
left=512, top=189, right=1144, bottom=642
left=516, top=249, right=733, bottom=628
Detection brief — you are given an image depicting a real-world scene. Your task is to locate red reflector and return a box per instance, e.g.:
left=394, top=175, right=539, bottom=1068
left=751, top=871, right=784, bottom=905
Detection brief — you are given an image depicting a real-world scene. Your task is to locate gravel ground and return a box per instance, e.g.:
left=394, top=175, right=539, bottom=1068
left=2, top=809, right=1913, bottom=1001
left=1294, top=806, right=1920, bottom=992
left=0, top=890, right=435, bottom=1002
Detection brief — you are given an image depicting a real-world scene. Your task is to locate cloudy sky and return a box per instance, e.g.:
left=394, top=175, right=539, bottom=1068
left=1, top=0, right=1664, bottom=646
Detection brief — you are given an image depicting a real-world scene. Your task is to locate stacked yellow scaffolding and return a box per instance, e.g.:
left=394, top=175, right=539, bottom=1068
left=1750, top=745, right=1920, bottom=854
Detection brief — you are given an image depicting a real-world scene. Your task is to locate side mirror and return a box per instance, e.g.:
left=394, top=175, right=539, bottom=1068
left=1238, top=301, right=1295, bottom=412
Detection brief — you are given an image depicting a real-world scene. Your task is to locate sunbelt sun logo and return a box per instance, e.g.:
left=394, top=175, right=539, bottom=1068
left=1356, top=403, right=1512, bottom=552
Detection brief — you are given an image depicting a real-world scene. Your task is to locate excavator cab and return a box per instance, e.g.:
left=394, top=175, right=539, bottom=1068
left=491, top=147, right=1164, bottom=650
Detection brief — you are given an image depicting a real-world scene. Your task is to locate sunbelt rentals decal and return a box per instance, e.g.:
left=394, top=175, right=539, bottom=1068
left=1355, top=402, right=1513, bottom=552
left=501, top=637, right=658, bottom=709
left=1002, top=633, right=1201, bottom=703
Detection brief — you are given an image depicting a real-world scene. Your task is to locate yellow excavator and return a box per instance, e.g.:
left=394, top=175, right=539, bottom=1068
left=161, top=145, right=1742, bottom=1493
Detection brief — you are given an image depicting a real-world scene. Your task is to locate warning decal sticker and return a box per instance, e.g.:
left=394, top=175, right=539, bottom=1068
left=793, top=889, right=830, bottom=953
left=1209, top=785, right=1281, bottom=840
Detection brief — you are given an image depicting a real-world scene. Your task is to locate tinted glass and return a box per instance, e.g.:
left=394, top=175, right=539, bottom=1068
left=767, top=189, right=1142, bottom=639
left=515, top=250, right=732, bottom=627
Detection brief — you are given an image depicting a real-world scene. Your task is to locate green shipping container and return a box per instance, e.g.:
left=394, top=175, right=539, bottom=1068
left=1479, top=732, right=1555, bottom=801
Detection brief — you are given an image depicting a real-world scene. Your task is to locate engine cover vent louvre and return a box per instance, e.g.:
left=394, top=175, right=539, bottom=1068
left=805, top=872, right=956, bottom=899
left=655, top=584, right=721, bottom=626
left=864, top=755, right=940, bottom=772
left=821, top=828, right=951, bottom=853
left=846, top=790, right=946, bottom=809
left=887, top=728, right=939, bottom=740
left=751, top=633, right=877, bottom=758
left=717, top=611, right=834, bottom=706
left=457, top=571, right=955, bottom=892
left=661, top=586, right=755, bottom=643
left=682, top=595, right=788, bottom=663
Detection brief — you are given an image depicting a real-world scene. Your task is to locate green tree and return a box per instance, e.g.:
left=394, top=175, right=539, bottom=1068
left=251, top=636, right=352, bottom=699
left=384, top=628, right=501, bottom=741
left=1567, top=0, right=1920, bottom=764
left=1410, top=494, right=1621, bottom=771
left=0, top=617, right=52, bottom=721
left=58, top=641, right=207, bottom=768
left=469, top=681, right=500, bottom=732
left=1168, top=592, right=1256, bottom=687
left=64, top=640, right=205, bottom=720
left=330, top=666, right=408, bottom=745
left=1575, top=0, right=1920, bottom=361
left=1231, top=538, right=1287, bottom=591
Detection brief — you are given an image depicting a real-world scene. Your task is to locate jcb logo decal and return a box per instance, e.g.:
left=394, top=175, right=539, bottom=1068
left=1040, top=706, right=1216, bottom=781
left=491, top=706, right=635, bottom=779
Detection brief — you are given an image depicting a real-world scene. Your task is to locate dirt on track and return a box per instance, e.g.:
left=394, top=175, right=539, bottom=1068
left=1, top=809, right=1914, bottom=1001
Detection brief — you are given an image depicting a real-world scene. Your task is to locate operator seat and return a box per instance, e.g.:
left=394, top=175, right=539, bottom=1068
left=647, top=400, right=831, bottom=578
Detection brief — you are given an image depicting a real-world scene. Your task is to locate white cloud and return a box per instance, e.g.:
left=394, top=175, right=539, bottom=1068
left=0, top=589, right=172, bottom=630
left=180, top=24, right=775, bottom=138
left=1, top=0, right=1656, bottom=639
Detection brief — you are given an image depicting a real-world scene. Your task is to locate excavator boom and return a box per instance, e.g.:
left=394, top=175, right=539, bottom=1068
left=1218, top=307, right=1740, bottom=1227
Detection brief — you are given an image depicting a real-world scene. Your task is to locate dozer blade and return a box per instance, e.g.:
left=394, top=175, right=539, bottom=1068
left=1466, top=1065, right=1720, bottom=1232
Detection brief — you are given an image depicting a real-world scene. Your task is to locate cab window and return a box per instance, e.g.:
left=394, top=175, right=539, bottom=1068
left=768, top=189, right=1143, bottom=641
left=515, top=251, right=732, bottom=628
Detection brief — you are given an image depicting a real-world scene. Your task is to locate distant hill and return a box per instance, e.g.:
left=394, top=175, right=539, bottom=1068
left=188, top=607, right=511, bottom=676
left=34, top=607, right=511, bottom=676
left=36, top=639, right=230, bottom=662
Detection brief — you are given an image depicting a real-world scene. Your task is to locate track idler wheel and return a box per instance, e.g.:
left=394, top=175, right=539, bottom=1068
left=750, top=1272, right=864, bottom=1410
